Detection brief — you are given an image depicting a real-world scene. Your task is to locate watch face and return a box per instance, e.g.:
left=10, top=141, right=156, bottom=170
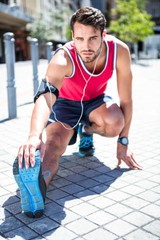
left=122, top=137, right=128, bottom=145
left=118, top=137, right=129, bottom=145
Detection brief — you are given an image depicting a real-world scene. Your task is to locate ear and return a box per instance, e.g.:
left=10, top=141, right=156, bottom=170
left=103, top=29, right=107, bottom=37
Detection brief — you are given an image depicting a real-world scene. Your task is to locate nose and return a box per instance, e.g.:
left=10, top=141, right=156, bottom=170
left=83, top=40, right=90, bottom=51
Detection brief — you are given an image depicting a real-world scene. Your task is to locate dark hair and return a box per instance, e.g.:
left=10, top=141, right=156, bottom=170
left=70, top=7, right=106, bottom=34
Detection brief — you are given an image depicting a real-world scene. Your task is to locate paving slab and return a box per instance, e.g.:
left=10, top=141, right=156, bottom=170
left=0, top=59, right=160, bottom=239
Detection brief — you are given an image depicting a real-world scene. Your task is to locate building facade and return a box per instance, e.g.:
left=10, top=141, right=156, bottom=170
left=0, top=0, right=34, bottom=62
left=0, top=0, right=73, bottom=63
left=145, top=0, right=160, bottom=58
left=0, top=0, right=160, bottom=63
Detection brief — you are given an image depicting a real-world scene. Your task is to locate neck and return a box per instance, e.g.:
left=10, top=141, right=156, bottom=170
left=84, top=42, right=105, bottom=73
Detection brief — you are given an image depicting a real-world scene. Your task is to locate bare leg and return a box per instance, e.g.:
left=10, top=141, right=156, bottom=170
left=42, top=122, right=74, bottom=186
left=86, top=103, right=124, bottom=137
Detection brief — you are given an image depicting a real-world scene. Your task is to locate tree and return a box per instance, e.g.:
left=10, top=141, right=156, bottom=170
left=49, top=7, right=71, bottom=41
left=26, top=6, right=72, bottom=43
left=26, top=14, right=50, bottom=42
left=109, top=0, right=155, bottom=59
left=135, top=0, right=147, bottom=11
left=110, top=0, right=154, bottom=43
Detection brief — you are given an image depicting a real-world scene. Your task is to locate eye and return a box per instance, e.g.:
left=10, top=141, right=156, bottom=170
left=90, top=36, right=97, bottom=41
left=75, top=37, right=83, bottom=41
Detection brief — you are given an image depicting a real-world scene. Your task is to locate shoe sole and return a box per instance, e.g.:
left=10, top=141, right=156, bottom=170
left=13, top=150, right=44, bottom=218
left=78, top=150, right=94, bottom=157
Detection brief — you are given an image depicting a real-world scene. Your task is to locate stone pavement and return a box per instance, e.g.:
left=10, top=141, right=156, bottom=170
left=0, top=59, right=160, bottom=240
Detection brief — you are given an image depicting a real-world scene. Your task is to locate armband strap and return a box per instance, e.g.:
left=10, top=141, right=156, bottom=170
left=34, top=79, right=59, bottom=103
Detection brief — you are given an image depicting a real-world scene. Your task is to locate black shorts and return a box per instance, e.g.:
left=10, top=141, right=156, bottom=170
left=48, top=94, right=113, bottom=145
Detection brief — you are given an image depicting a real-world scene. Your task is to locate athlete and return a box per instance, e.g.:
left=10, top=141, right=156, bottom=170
left=13, top=7, right=142, bottom=218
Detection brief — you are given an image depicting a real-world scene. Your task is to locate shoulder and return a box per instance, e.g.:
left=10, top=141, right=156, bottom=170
left=114, top=37, right=130, bottom=58
left=52, top=40, right=76, bottom=68
left=64, top=40, right=74, bottom=50
left=53, top=48, right=70, bottom=65
left=104, top=35, right=131, bottom=70
left=112, top=37, right=131, bottom=69
left=50, top=45, right=72, bottom=72
left=104, top=34, right=130, bottom=55
left=105, top=34, right=129, bottom=51
left=45, top=44, right=73, bottom=85
left=104, top=36, right=132, bottom=76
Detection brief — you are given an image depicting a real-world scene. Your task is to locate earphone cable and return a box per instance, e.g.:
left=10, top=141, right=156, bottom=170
left=48, top=46, right=102, bottom=130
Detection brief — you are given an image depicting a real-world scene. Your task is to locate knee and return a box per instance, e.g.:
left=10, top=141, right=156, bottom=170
left=46, top=133, right=66, bottom=157
left=94, top=115, right=124, bottom=137
left=107, top=117, right=125, bottom=137
left=104, top=106, right=125, bottom=137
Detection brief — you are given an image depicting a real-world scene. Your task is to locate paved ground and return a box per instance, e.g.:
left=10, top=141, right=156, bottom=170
left=0, top=59, right=160, bottom=240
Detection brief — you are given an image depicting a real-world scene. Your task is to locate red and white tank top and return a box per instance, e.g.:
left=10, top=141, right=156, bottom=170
left=58, top=35, right=117, bottom=101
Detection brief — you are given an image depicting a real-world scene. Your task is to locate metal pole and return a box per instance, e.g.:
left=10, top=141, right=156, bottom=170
left=28, top=37, right=39, bottom=95
left=46, top=42, right=53, bottom=63
left=3, top=32, right=17, bottom=119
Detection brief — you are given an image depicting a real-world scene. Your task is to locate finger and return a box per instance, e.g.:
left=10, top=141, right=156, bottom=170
left=30, top=146, right=36, bottom=167
left=40, top=143, right=46, bottom=162
left=117, top=158, right=122, bottom=167
left=125, top=159, right=135, bottom=169
left=18, top=146, right=24, bottom=168
left=131, top=157, right=143, bottom=170
left=23, top=147, right=30, bottom=169
left=119, top=154, right=137, bottom=170
left=127, top=155, right=143, bottom=170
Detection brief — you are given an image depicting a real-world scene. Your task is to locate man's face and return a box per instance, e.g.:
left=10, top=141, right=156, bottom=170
left=72, top=22, right=103, bottom=63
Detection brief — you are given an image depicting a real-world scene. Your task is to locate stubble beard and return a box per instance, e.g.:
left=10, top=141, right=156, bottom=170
left=76, top=42, right=102, bottom=64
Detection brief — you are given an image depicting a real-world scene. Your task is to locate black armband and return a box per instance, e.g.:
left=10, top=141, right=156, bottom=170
left=34, top=79, right=59, bottom=103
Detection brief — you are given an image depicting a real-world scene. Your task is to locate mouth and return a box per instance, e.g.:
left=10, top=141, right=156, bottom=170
left=82, top=51, right=93, bottom=57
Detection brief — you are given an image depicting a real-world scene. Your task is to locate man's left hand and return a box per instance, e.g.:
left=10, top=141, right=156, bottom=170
left=117, top=143, right=143, bottom=170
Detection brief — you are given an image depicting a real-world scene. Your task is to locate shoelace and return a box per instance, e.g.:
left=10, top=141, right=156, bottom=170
left=79, top=135, right=93, bottom=149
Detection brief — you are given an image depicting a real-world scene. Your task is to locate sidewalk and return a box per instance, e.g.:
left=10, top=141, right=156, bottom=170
left=0, top=59, right=160, bottom=240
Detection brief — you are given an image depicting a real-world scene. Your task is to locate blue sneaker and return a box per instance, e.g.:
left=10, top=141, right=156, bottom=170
left=78, top=124, right=95, bottom=157
left=13, top=149, right=46, bottom=218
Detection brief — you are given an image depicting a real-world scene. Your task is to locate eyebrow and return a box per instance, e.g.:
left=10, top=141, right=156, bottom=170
left=75, top=35, right=99, bottom=39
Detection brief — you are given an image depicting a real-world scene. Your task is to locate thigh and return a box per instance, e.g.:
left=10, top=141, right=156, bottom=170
left=89, top=102, right=123, bottom=125
left=88, top=100, right=124, bottom=137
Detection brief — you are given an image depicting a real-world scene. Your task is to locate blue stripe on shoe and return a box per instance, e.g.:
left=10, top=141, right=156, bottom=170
left=78, top=124, right=95, bottom=157
left=13, top=150, right=45, bottom=218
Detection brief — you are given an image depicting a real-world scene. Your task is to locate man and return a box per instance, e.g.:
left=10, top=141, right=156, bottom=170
left=13, top=7, right=142, bottom=218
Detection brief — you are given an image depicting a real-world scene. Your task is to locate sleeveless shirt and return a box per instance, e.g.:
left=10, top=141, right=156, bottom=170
left=58, top=35, right=117, bottom=101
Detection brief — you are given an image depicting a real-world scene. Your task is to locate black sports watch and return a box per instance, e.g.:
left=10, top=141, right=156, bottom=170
left=118, top=137, right=129, bottom=146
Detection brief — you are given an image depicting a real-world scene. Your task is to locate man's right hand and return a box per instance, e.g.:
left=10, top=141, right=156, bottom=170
left=18, top=136, right=46, bottom=169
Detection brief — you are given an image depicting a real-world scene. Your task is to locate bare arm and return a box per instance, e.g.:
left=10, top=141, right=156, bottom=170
left=29, top=49, right=71, bottom=138
left=116, top=41, right=133, bottom=138
left=116, top=41, right=142, bottom=170
left=18, top=49, right=72, bottom=168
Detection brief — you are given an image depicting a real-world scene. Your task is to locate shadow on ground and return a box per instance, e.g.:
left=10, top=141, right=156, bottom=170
left=0, top=154, right=130, bottom=239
